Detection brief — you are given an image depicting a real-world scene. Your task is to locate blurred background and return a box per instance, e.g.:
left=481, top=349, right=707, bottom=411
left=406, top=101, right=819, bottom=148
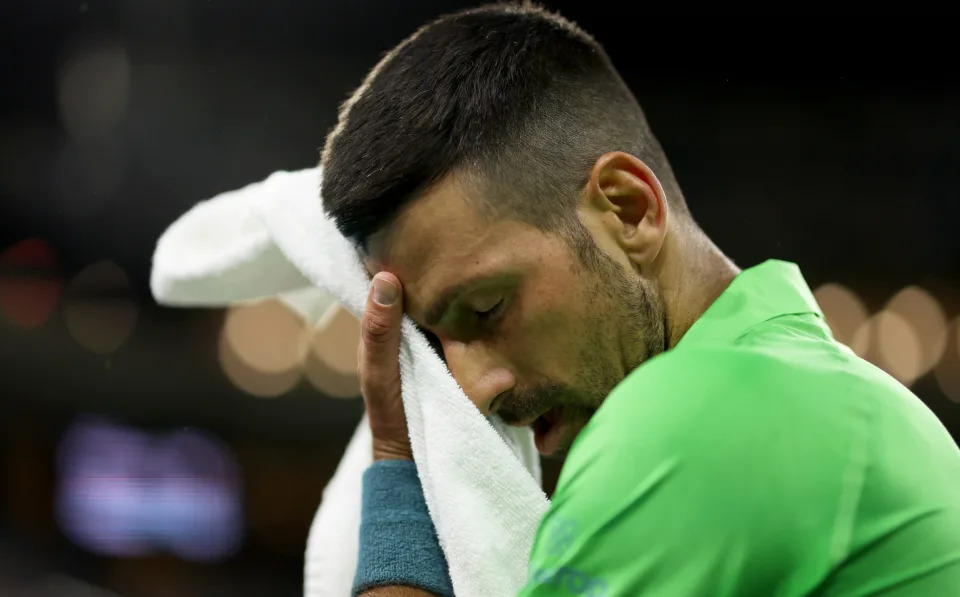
left=1, top=1, right=958, bottom=596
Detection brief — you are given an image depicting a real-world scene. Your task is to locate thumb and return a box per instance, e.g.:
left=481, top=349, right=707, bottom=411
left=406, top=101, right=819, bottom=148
left=361, top=272, right=404, bottom=384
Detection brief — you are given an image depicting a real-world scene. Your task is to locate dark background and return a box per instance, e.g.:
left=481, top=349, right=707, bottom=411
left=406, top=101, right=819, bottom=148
left=1, top=2, right=958, bottom=596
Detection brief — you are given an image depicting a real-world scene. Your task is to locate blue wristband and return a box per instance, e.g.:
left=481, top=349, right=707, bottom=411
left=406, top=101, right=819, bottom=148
left=352, top=459, right=454, bottom=596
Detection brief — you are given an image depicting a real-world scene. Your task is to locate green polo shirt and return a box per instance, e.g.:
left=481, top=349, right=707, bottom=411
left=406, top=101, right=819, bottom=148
left=519, top=260, right=960, bottom=596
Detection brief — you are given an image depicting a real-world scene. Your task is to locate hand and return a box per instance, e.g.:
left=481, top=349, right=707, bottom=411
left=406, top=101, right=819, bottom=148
left=358, top=272, right=413, bottom=461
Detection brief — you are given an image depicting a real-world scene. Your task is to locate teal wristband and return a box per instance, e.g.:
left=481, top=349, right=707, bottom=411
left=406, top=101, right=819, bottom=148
left=352, top=460, right=454, bottom=596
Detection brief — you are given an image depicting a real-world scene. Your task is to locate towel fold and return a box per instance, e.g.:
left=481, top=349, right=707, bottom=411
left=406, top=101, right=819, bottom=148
left=150, top=167, right=549, bottom=597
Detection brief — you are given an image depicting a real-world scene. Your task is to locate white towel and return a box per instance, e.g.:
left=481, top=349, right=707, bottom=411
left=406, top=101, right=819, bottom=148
left=150, top=167, right=550, bottom=597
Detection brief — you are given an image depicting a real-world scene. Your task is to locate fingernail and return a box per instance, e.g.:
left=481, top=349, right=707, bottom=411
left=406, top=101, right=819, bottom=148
left=373, top=276, right=398, bottom=306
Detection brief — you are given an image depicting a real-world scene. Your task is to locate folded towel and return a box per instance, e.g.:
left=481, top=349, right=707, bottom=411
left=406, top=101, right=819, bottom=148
left=150, top=167, right=550, bottom=597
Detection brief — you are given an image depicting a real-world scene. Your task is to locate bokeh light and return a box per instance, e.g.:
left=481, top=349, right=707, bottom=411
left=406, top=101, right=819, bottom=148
left=57, top=40, right=129, bottom=141
left=63, top=261, right=138, bottom=354
left=814, top=283, right=869, bottom=348
left=219, top=333, right=303, bottom=398
left=219, top=299, right=308, bottom=397
left=850, top=315, right=874, bottom=359
left=223, top=299, right=309, bottom=374
left=884, top=286, right=948, bottom=376
left=873, top=310, right=923, bottom=386
left=56, top=418, right=243, bottom=562
left=153, top=428, right=244, bottom=561
left=52, top=38, right=130, bottom=220
left=0, top=238, right=62, bottom=329
left=302, top=303, right=361, bottom=399
left=934, top=318, right=960, bottom=403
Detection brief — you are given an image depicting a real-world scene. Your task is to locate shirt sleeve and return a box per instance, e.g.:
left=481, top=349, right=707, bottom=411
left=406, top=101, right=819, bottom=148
left=516, top=348, right=858, bottom=597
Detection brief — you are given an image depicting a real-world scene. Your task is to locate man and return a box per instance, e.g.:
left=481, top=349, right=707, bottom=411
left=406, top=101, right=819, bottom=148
left=320, top=3, right=960, bottom=595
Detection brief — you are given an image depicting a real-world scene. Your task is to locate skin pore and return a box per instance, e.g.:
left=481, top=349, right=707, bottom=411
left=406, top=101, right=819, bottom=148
left=364, top=152, right=739, bottom=456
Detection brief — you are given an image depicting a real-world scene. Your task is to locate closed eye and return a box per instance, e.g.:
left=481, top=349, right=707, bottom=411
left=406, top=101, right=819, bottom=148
left=475, top=298, right=504, bottom=324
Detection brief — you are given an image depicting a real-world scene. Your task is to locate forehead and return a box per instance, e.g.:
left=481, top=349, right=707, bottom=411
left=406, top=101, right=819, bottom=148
left=364, top=176, right=555, bottom=315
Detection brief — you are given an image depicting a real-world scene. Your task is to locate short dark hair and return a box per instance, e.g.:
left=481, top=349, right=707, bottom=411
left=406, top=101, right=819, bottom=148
left=321, top=2, right=685, bottom=251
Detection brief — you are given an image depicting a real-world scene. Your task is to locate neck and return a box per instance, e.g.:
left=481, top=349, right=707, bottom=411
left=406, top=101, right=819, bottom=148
left=656, top=223, right=740, bottom=349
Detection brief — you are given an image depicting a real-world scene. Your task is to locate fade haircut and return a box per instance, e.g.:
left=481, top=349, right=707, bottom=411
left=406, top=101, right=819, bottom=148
left=321, top=2, right=687, bottom=254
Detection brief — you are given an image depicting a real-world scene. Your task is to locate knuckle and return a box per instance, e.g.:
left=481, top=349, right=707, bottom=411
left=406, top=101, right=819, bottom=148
left=362, top=313, right=393, bottom=345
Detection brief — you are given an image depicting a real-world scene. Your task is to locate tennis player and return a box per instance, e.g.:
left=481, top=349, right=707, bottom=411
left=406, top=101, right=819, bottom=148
left=321, top=4, right=960, bottom=595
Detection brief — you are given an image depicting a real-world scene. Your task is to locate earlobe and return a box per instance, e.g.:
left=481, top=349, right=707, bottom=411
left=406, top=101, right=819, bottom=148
left=586, top=152, right=668, bottom=268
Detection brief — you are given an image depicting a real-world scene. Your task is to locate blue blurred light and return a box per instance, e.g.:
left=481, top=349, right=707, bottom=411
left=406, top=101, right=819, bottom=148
left=56, top=418, right=243, bottom=561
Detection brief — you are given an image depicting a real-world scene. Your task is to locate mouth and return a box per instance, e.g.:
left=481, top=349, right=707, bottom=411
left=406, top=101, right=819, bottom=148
left=531, top=406, right=566, bottom=456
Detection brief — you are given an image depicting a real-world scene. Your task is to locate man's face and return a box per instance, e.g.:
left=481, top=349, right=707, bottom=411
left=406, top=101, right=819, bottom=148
left=366, top=175, right=665, bottom=456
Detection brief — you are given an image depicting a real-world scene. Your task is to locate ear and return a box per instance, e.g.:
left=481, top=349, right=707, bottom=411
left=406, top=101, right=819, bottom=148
left=581, top=151, right=668, bottom=269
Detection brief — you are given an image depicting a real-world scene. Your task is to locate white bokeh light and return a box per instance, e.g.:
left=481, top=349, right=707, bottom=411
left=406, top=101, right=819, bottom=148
left=219, top=299, right=308, bottom=397
left=223, top=299, right=309, bottom=374
left=303, top=304, right=362, bottom=399
left=814, top=283, right=869, bottom=347
left=934, top=318, right=960, bottom=403
left=884, top=286, right=948, bottom=377
left=874, top=310, right=924, bottom=386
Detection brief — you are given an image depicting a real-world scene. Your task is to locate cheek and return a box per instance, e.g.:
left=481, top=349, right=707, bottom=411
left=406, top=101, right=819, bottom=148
left=505, top=283, right=588, bottom=377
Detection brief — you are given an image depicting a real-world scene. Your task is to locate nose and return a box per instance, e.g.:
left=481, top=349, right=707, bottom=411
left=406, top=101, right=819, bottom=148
left=440, top=338, right=516, bottom=417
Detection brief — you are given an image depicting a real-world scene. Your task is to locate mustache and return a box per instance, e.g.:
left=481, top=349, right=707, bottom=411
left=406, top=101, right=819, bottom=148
left=496, top=383, right=572, bottom=425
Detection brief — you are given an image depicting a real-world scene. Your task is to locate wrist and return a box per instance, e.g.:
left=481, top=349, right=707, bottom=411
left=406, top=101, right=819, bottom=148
left=355, top=460, right=453, bottom=596
left=373, top=438, right=413, bottom=462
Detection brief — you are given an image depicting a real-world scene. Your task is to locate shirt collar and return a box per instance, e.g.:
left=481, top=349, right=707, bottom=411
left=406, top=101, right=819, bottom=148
left=676, top=259, right=826, bottom=348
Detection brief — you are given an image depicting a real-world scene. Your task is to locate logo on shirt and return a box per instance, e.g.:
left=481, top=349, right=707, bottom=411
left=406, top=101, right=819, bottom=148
left=535, top=516, right=608, bottom=596
left=532, top=566, right=608, bottom=597
left=545, top=516, right=578, bottom=557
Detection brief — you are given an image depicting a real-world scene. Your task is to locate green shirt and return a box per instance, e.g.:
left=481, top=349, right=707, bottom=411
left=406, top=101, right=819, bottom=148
left=519, top=260, right=960, bottom=596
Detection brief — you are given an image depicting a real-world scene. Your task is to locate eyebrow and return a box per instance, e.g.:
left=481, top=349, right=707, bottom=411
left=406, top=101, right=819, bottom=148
left=423, top=276, right=492, bottom=327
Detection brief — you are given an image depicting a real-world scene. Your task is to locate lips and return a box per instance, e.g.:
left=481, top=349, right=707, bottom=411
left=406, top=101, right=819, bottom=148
left=532, top=406, right=566, bottom=456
